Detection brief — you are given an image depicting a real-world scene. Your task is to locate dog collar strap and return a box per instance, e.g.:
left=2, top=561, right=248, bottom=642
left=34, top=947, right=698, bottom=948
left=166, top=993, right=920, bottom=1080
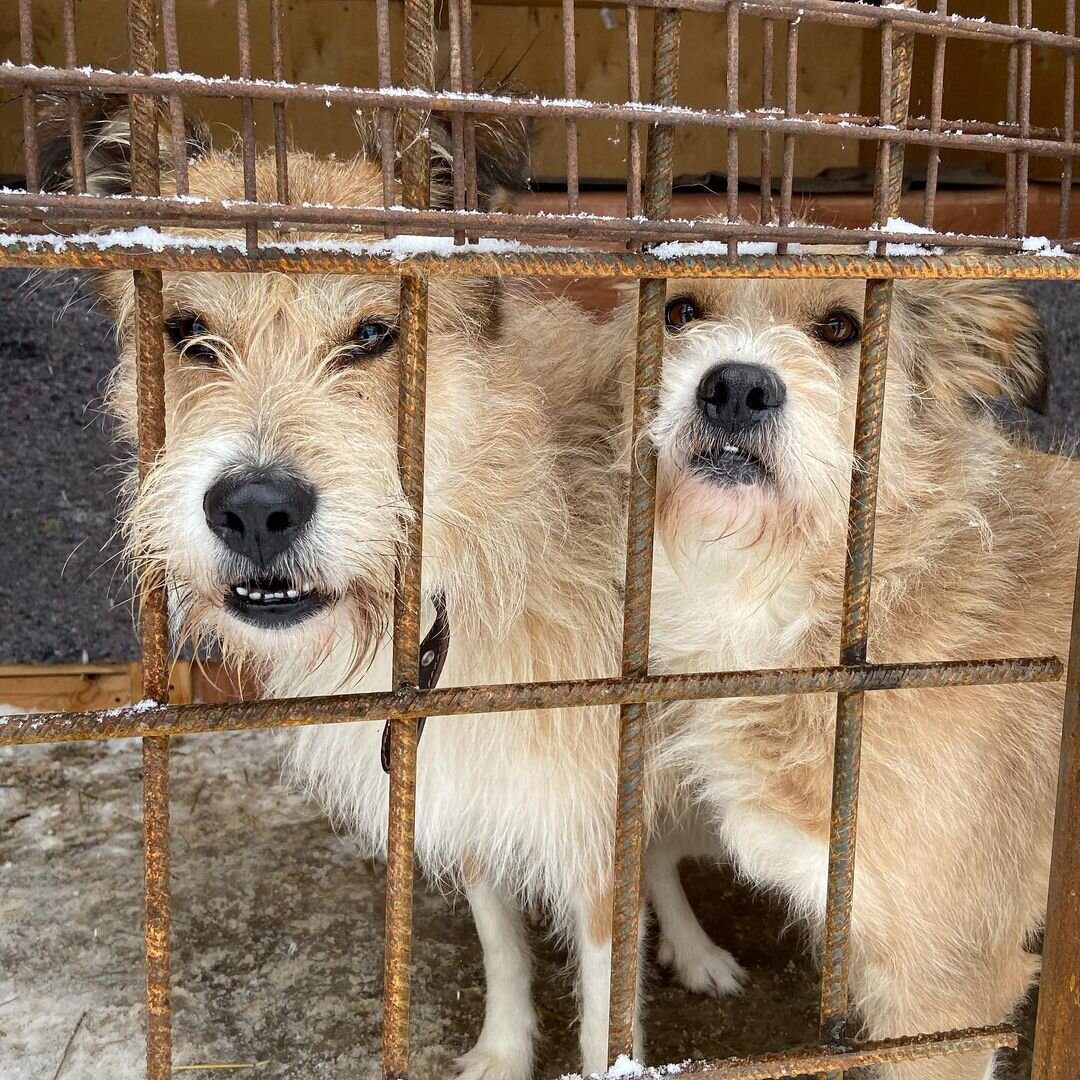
left=380, top=593, right=451, bottom=774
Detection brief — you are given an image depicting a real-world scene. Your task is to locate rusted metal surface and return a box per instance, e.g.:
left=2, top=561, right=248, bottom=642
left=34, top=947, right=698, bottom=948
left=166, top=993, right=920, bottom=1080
left=12, top=186, right=1080, bottom=253
left=6, top=241, right=1080, bottom=281
left=1031, top=540, right=1080, bottom=1080
left=382, top=0, right=435, bottom=1074
left=9, top=64, right=1080, bottom=163
left=0, top=656, right=1062, bottom=748
left=608, top=5, right=681, bottom=1062
left=818, top=278, right=893, bottom=1059
left=819, top=3, right=915, bottom=1061
left=676, top=1025, right=1017, bottom=1080
left=126, top=2, right=173, bottom=1078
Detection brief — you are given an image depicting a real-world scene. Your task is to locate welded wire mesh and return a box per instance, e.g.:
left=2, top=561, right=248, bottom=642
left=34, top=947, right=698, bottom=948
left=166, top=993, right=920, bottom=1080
left=1, top=2, right=1079, bottom=1079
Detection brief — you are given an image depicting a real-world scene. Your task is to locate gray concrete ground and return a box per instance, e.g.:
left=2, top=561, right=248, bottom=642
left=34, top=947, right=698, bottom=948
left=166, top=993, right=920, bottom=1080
left=1, top=269, right=1076, bottom=1077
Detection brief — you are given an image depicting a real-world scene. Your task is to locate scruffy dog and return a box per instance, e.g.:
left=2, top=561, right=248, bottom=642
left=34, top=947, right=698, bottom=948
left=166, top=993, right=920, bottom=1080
left=644, top=269, right=1076, bottom=1079
left=39, top=98, right=743, bottom=1077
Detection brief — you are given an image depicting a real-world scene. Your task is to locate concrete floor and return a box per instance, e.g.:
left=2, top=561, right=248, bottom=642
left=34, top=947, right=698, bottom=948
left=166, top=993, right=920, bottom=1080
left=1, top=269, right=1074, bottom=1078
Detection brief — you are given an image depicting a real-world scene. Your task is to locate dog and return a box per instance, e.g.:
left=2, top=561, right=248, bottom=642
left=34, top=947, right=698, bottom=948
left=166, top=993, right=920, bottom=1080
left=643, top=268, right=1076, bottom=1080
left=38, top=96, right=744, bottom=1078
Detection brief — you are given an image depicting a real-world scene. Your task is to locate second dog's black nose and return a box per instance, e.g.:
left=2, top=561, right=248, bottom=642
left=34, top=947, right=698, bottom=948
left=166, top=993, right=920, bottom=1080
left=203, top=471, right=316, bottom=566
left=697, top=362, right=786, bottom=432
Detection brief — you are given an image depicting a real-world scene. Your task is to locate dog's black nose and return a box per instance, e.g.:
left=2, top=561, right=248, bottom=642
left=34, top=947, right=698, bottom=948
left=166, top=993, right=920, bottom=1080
left=203, top=471, right=316, bottom=566
left=697, top=362, right=786, bottom=432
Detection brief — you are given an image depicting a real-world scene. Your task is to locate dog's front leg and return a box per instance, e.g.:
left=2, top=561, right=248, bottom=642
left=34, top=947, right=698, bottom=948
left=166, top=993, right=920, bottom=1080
left=647, top=831, right=745, bottom=999
left=573, top=890, right=646, bottom=1075
left=456, top=879, right=538, bottom=1080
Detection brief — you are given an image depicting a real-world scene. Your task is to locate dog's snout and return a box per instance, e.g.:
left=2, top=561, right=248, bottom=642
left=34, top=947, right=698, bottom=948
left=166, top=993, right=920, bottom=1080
left=697, top=362, right=786, bottom=432
left=203, top=471, right=316, bottom=566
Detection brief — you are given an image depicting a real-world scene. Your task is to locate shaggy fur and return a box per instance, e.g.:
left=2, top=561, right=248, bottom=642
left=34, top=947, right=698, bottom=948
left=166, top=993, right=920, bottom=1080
left=39, top=97, right=744, bottom=1077
left=642, top=269, right=1076, bottom=1080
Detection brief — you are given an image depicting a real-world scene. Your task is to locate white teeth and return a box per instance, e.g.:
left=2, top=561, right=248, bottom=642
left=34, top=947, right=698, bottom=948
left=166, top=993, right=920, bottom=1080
left=235, top=586, right=248, bottom=596
left=249, top=591, right=263, bottom=601
left=723, top=444, right=740, bottom=453
left=271, top=592, right=285, bottom=600
left=303, top=582, right=313, bottom=593
left=286, top=589, right=299, bottom=598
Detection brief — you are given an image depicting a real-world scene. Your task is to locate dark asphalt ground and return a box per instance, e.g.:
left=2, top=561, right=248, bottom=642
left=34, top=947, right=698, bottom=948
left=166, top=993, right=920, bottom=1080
left=2, top=269, right=1080, bottom=665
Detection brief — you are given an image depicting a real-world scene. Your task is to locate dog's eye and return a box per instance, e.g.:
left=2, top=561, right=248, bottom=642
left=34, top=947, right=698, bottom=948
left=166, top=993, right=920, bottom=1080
left=664, top=297, right=700, bottom=332
left=165, top=312, right=219, bottom=366
left=813, top=310, right=861, bottom=347
left=340, top=319, right=399, bottom=362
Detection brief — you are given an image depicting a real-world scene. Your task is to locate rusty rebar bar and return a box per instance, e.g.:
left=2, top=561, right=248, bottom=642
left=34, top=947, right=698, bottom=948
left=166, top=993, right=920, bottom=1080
left=7, top=65, right=1079, bottom=163
left=382, top=0, right=435, bottom=1073
left=160, top=0, right=188, bottom=196
left=236, top=0, right=259, bottom=254
left=5, top=242, right=1080, bottom=281
left=776, top=17, right=798, bottom=253
left=60, top=0, right=87, bottom=195
left=1060, top=0, right=1077, bottom=242
left=608, top=5, right=682, bottom=1061
left=0, top=657, right=1061, bottom=748
left=127, top=3, right=172, bottom=1078
left=922, top=0, right=948, bottom=230
left=270, top=0, right=289, bottom=204
left=625, top=3, right=643, bottom=223
left=19, top=0, right=39, bottom=195
left=759, top=19, right=775, bottom=224
left=1031, top=552, right=1080, bottom=1080
left=563, top=0, right=580, bottom=214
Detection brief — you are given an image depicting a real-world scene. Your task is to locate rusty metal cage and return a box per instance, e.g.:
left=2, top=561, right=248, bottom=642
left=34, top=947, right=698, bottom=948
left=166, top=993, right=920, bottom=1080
left=1, top=1, right=1079, bottom=1078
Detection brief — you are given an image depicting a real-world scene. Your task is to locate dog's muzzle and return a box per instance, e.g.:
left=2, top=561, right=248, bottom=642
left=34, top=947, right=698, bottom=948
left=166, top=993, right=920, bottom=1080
left=691, top=362, right=785, bottom=486
left=204, top=468, right=330, bottom=629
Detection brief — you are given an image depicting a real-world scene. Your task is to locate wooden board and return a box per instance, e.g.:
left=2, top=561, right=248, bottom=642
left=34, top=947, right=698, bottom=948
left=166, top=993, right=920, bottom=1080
left=0, top=660, right=255, bottom=712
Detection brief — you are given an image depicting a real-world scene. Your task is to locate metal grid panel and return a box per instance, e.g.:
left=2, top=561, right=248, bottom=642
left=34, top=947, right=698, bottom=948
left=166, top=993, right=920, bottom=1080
left=2, top=3, right=1080, bottom=1080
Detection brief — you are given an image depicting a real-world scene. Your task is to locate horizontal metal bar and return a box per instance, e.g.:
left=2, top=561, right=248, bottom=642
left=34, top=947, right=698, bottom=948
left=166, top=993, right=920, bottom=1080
left=5, top=191, right=1066, bottom=253
left=0, top=656, right=1061, bottom=747
left=674, top=1024, right=1017, bottom=1080
left=1, top=240, right=1078, bottom=279
left=4, top=65, right=1078, bottom=160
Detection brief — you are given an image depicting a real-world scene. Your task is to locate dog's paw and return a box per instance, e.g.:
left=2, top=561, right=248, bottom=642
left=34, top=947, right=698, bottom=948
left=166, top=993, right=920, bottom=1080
left=656, top=935, right=746, bottom=998
left=455, top=1045, right=533, bottom=1080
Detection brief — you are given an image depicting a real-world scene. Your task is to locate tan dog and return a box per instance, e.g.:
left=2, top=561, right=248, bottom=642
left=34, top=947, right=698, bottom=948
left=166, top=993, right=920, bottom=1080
left=39, top=98, right=744, bottom=1077
left=643, top=270, right=1075, bottom=1080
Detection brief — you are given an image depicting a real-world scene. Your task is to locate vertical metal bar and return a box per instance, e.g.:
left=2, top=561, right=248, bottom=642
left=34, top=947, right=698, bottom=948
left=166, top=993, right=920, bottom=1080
left=776, top=19, right=798, bottom=254
left=61, top=0, right=87, bottom=195
left=819, top=7, right=914, bottom=1074
left=375, top=0, right=396, bottom=237
left=448, top=0, right=467, bottom=245
left=458, top=0, right=479, bottom=219
left=725, top=1, right=740, bottom=261
left=160, top=0, right=189, bottom=196
left=382, top=0, right=434, bottom=1074
left=1016, top=0, right=1033, bottom=238
left=607, top=5, right=681, bottom=1065
left=759, top=19, right=775, bottom=225
left=1006, top=0, right=1019, bottom=234
left=563, top=0, right=580, bottom=213
left=1031, top=545, right=1080, bottom=1080
left=270, top=0, right=289, bottom=205
left=127, top=3, right=172, bottom=1079
left=19, top=0, right=39, bottom=194
left=1059, top=0, right=1076, bottom=243
left=236, top=0, right=259, bottom=254
left=625, top=3, right=642, bottom=223
left=921, top=0, right=947, bottom=230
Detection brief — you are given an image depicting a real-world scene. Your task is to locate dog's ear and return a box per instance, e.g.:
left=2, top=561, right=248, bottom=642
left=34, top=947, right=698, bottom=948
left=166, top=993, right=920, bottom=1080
left=36, top=92, right=209, bottom=195
left=358, top=109, right=531, bottom=211
left=900, top=279, right=1047, bottom=414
